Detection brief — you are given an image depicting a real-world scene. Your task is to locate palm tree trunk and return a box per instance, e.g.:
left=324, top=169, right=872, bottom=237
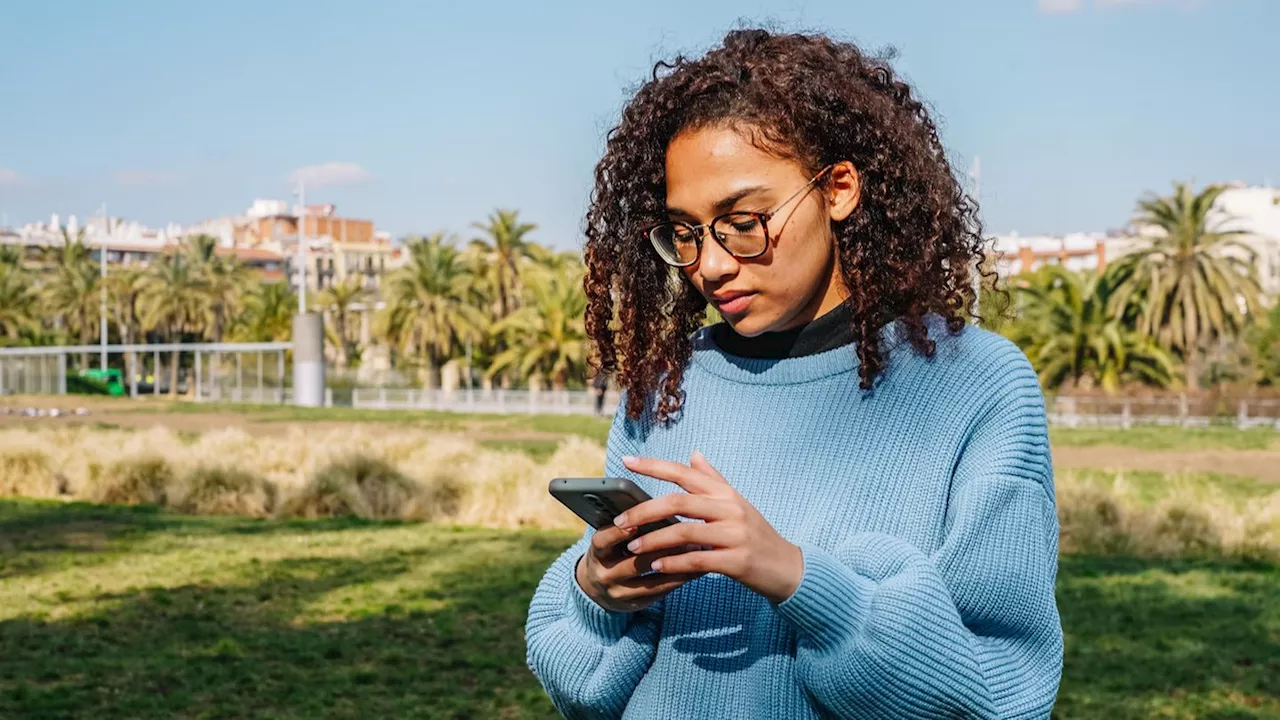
left=336, top=311, right=349, bottom=369
left=169, top=326, right=180, bottom=397
left=497, top=262, right=509, bottom=319
left=1185, top=348, right=1201, bottom=392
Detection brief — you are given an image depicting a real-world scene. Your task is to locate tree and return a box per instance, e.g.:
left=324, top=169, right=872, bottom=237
left=1250, top=302, right=1280, bottom=386
left=233, top=282, right=297, bottom=343
left=470, top=209, right=538, bottom=319
left=183, top=234, right=248, bottom=342
left=313, top=276, right=368, bottom=369
left=42, top=228, right=100, bottom=367
left=380, top=233, right=486, bottom=386
left=0, top=262, right=38, bottom=342
left=106, top=266, right=146, bottom=346
left=138, top=254, right=211, bottom=396
left=1009, top=266, right=1177, bottom=393
left=1108, top=182, right=1264, bottom=390
left=487, top=264, right=588, bottom=390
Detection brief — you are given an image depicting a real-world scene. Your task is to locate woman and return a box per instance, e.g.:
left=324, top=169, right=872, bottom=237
left=527, top=28, right=1063, bottom=719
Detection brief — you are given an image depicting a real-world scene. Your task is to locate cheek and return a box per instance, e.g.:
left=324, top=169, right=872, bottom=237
left=766, top=217, right=834, bottom=294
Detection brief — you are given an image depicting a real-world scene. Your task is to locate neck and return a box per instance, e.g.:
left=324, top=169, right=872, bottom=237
left=712, top=298, right=855, bottom=360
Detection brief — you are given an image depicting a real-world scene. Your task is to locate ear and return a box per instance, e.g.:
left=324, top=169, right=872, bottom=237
left=825, top=161, right=861, bottom=222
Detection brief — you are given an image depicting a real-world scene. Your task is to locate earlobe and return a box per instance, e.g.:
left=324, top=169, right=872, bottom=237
left=827, top=161, right=861, bottom=223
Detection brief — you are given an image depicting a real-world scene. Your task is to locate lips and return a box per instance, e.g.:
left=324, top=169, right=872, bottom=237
left=711, top=290, right=756, bottom=315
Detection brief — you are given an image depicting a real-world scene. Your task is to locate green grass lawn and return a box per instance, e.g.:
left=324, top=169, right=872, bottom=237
left=1, top=499, right=1276, bottom=719
left=1051, top=425, right=1280, bottom=452
left=1060, top=468, right=1279, bottom=507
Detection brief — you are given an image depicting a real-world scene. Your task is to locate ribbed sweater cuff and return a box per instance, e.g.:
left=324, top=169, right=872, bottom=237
left=773, top=544, right=875, bottom=653
left=568, top=554, right=632, bottom=640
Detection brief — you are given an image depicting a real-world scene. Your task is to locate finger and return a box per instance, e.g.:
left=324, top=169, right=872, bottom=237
left=624, top=520, right=742, bottom=556
left=597, top=545, right=692, bottom=584
left=689, top=450, right=728, bottom=483
left=614, top=493, right=725, bottom=530
left=590, top=524, right=634, bottom=556
left=621, top=455, right=724, bottom=495
left=609, top=572, right=705, bottom=601
left=651, top=549, right=738, bottom=576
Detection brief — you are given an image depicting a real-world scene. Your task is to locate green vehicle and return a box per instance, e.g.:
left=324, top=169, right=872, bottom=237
left=78, top=368, right=126, bottom=396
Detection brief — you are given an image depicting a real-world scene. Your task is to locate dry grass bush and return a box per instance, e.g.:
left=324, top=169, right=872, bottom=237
left=90, top=455, right=175, bottom=506
left=281, top=455, right=462, bottom=521
left=0, top=426, right=595, bottom=529
left=9, top=425, right=1271, bottom=559
left=173, top=466, right=278, bottom=517
left=1056, top=470, right=1280, bottom=561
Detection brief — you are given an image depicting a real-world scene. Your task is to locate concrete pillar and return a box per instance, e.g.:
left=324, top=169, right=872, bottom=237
left=292, top=313, right=326, bottom=407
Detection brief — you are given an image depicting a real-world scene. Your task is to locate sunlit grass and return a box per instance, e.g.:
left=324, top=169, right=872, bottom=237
left=1, top=499, right=1276, bottom=718
left=1052, top=426, right=1280, bottom=452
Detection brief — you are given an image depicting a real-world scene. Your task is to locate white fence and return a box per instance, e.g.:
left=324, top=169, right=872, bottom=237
left=1046, top=395, right=1280, bottom=429
left=351, top=387, right=619, bottom=416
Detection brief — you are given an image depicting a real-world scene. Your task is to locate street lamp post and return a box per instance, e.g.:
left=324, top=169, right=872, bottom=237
left=291, top=180, right=324, bottom=407
left=99, top=203, right=109, bottom=371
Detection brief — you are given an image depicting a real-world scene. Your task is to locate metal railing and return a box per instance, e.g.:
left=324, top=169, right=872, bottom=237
left=351, top=387, right=619, bottom=415
left=1046, top=395, right=1280, bottom=429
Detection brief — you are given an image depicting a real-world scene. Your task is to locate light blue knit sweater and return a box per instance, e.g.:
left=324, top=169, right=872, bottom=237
left=526, top=319, right=1064, bottom=719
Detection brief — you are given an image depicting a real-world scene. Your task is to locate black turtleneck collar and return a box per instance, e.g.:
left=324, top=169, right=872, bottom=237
left=711, top=299, right=855, bottom=359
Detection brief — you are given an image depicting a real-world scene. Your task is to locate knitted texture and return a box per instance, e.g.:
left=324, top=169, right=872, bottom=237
left=526, top=319, right=1064, bottom=719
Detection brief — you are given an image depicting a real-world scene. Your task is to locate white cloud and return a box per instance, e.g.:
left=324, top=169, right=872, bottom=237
left=113, top=170, right=186, bottom=187
left=0, top=167, right=24, bottom=186
left=289, top=162, right=372, bottom=188
left=1038, top=0, right=1084, bottom=13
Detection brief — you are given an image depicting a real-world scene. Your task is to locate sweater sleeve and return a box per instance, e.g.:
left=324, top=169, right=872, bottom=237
left=773, top=355, right=1064, bottom=719
left=525, top=399, right=662, bottom=719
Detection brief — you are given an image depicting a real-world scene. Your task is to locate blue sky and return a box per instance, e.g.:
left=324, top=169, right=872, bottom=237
left=0, top=0, right=1275, bottom=249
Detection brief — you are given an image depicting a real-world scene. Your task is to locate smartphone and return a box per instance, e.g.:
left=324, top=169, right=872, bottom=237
left=549, top=477, right=678, bottom=535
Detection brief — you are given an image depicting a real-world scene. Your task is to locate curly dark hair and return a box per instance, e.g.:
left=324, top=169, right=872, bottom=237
left=584, top=28, right=988, bottom=422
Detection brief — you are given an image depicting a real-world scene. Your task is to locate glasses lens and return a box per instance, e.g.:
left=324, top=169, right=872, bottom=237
left=712, top=213, right=768, bottom=257
left=648, top=223, right=699, bottom=266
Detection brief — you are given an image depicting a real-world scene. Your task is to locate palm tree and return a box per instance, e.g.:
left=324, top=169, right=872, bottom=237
left=380, top=233, right=487, bottom=387
left=138, top=254, right=211, bottom=396
left=106, top=267, right=146, bottom=346
left=1250, top=302, right=1280, bottom=386
left=313, top=276, right=368, bottom=368
left=1011, top=266, right=1177, bottom=392
left=1108, top=182, right=1264, bottom=390
left=0, top=262, right=38, bottom=342
left=0, top=245, right=22, bottom=268
left=487, top=264, right=588, bottom=390
left=470, top=209, right=538, bottom=319
left=184, top=234, right=248, bottom=342
left=42, top=228, right=100, bottom=368
left=233, top=283, right=297, bottom=343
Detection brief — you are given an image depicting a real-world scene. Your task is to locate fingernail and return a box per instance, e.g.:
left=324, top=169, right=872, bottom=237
left=621, top=455, right=637, bottom=465
left=627, top=539, right=640, bottom=553
left=613, top=512, right=628, bottom=527
left=651, top=559, right=664, bottom=572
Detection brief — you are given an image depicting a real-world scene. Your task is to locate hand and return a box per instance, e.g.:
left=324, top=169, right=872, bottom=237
left=615, top=451, right=804, bottom=604
left=575, top=519, right=704, bottom=614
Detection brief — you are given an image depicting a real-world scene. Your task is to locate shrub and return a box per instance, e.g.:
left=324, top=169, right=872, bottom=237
left=174, top=466, right=277, bottom=517
left=282, top=455, right=461, bottom=521
left=91, top=455, right=175, bottom=506
left=0, top=447, right=62, bottom=498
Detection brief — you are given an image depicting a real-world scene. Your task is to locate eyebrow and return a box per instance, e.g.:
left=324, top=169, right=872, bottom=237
left=666, top=185, right=770, bottom=218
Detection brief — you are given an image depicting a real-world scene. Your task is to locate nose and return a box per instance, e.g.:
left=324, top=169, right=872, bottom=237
left=697, top=232, right=739, bottom=285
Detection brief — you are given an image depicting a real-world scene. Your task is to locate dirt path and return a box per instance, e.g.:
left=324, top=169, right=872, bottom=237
left=1053, top=446, right=1280, bottom=484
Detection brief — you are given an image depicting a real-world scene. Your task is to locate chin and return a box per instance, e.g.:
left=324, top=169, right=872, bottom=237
left=722, top=313, right=770, bottom=337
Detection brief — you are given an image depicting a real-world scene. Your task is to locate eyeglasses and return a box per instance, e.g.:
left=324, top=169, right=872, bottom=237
left=645, top=165, right=833, bottom=267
